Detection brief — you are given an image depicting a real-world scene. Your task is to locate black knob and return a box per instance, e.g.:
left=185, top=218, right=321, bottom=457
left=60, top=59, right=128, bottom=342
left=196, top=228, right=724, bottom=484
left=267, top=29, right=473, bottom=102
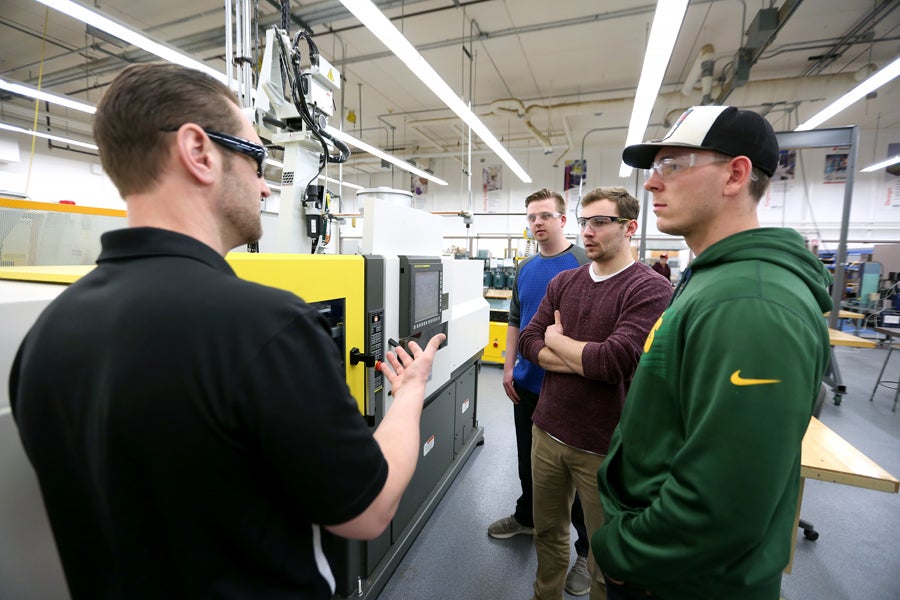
left=349, top=347, right=376, bottom=367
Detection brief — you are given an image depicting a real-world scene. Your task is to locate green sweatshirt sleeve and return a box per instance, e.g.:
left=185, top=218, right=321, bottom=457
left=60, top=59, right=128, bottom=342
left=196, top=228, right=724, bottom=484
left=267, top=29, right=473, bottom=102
left=594, top=297, right=823, bottom=585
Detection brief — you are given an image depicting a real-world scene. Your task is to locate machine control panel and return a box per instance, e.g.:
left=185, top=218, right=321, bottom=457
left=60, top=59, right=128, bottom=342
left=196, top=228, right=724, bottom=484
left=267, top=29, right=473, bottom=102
left=368, top=309, right=385, bottom=396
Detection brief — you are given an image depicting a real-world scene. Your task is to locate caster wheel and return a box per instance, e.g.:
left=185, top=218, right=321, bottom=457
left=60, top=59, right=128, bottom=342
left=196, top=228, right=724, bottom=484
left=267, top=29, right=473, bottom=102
left=803, top=530, right=819, bottom=541
left=833, top=394, right=843, bottom=405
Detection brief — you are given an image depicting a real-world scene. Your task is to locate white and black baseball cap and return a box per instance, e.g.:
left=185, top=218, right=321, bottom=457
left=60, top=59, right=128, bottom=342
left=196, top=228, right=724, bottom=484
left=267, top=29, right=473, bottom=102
left=622, top=105, right=779, bottom=177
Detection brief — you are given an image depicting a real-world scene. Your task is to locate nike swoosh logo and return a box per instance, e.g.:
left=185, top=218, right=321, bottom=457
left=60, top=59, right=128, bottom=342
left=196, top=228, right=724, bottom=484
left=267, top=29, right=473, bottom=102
left=730, top=370, right=781, bottom=386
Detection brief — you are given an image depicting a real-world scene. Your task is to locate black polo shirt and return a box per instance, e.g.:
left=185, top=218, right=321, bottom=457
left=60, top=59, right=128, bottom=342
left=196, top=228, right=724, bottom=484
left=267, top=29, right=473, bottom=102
left=10, top=227, right=388, bottom=599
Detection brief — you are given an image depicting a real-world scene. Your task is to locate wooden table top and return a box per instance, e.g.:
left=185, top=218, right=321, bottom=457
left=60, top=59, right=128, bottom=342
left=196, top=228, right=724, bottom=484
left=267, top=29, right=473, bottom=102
left=824, top=310, right=865, bottom=320
left=802, top=417, right=899, bottom=493
left=828, top=328, right=877, bottom=348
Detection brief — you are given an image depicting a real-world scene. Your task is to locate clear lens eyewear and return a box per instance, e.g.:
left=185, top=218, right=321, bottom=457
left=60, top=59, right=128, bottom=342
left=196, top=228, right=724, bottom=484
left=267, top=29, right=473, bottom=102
left=527, top=211, right=562, bottom=223
left=647, top=153, right=730, bottom=180
left=577, top=215, right=632, bottom=230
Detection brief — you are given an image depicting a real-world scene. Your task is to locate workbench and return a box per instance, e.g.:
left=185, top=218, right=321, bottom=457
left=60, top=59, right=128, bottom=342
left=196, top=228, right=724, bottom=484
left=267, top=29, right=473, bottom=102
left=787, top=416, right=899, bottom=573
left=823, top=309, right=865, bottom=334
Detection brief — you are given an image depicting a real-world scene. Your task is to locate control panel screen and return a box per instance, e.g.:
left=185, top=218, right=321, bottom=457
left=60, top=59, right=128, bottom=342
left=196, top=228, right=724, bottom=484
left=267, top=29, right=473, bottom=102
left=414, top=270, right=440, bottom=324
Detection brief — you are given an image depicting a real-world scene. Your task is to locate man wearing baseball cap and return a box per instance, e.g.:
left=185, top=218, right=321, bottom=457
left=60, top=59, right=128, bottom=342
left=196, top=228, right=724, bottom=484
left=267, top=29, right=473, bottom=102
left=592, top=106, right=834, bottom=600
left=650, top=253, right=670, bottom=281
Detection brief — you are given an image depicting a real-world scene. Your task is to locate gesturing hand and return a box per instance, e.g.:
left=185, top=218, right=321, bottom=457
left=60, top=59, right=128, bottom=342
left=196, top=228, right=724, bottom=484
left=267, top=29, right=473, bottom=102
left=379, top=334, right=446, bottom=396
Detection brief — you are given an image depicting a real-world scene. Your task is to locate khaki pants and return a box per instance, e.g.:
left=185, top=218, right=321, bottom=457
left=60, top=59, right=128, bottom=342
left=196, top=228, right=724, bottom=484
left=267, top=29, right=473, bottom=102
left=531, top=425, right=607, bottom=600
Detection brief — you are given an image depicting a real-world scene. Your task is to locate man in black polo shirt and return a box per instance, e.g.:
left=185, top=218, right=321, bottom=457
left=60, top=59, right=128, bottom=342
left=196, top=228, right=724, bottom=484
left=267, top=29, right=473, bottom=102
left=8, top=63, right=443, bottom=600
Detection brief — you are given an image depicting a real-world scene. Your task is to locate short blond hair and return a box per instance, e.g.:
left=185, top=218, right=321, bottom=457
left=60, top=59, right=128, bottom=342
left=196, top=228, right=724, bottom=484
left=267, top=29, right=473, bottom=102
left=525, top=188, right=566, bottom=214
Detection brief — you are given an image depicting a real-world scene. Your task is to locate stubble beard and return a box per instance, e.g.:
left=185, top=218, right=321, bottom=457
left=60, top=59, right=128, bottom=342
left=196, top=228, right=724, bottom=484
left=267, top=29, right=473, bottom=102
left=221, top=165, right=263, bottom=247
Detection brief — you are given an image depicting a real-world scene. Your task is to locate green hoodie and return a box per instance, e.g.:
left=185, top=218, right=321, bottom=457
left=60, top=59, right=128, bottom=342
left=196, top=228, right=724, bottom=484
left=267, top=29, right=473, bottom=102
left=594, top=228, right=833, bottom=600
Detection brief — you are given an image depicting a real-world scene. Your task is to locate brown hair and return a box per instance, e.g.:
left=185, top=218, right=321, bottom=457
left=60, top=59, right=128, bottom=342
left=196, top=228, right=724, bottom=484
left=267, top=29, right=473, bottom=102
left=581, top=187, right=639, bottom=220
left=93, top=63, right=241, bottom=197
left=524, top=188, right=566, bottom=214
left=710, top=151, right=770, bottom=201
left=748, top=168, right=771, bottom=202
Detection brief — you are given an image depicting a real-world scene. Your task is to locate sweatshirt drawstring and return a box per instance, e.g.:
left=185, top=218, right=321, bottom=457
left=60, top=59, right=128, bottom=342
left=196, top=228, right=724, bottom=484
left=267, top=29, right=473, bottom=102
left=669, top=266, right=692, bottom=306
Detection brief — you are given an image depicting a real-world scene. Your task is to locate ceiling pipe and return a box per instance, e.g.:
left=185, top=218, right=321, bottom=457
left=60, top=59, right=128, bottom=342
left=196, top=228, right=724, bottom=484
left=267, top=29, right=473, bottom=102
left=487, top=98, right=553, bottom=153
left=523, top=104, right=556, bottom=154
left=551, top=112, right=577, bottom=167
left=700, top=47, right=716, bottom=105
left=407, top=97, right=633, bottom=155
left=681, top=44, right=715, bottom=96
left=0, top=69, right=876, bottom=165
left=393, top=69, right=873, bottom=159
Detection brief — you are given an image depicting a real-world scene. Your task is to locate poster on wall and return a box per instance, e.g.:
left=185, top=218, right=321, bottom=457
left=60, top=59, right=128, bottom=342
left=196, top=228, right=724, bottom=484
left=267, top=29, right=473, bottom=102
left=823, top=146, right=849, bottom=184
left=773, top=149, right=796, bottom=182
left=564, top=159, right=586, bottom=191
left=411, top=174, right=429, bottom=210
left=483, top=164, right=502, bottom=213
left=761, top=185, right=784, bottom=210
left=768, top=149, right=796, bottom=204
left=885, top=142, right=900, bottom=207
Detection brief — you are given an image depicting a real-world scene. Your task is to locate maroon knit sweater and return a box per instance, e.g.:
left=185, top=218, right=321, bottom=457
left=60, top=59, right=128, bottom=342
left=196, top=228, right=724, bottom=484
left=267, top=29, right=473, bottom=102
left=518, top=262, right=672, bottom=454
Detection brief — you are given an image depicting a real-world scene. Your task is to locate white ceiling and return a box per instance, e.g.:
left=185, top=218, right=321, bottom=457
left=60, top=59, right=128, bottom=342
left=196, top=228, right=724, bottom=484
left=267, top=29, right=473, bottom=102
left=1, top=0, right=898, bottom=180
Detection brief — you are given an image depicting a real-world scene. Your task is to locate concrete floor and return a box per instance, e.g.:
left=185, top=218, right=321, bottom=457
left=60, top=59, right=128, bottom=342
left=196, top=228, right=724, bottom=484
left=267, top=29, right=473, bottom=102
left=377, top=345, right=900, bottom=600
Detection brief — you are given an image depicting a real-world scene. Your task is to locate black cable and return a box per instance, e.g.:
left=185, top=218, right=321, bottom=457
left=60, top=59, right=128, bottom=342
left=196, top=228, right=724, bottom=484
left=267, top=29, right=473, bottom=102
left=254, top=0, right=261, bottom=85
left=319, top=127, right=350, bottom=164
left=271, top=25, right=352, bottom=253
left=294, top=28, right=320, bottom=67
left=272, top=27, right=350, bottom=167
left=280, top=0, right=291, bottom=36
left=287, top=29, right=348, bottom=164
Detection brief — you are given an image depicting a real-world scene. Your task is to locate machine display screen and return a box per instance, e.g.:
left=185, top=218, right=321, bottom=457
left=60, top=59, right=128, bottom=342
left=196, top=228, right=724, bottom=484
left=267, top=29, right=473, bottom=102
left=399, top=256, right=444, bottom=337
left=414, top=270, right=440, bottom=324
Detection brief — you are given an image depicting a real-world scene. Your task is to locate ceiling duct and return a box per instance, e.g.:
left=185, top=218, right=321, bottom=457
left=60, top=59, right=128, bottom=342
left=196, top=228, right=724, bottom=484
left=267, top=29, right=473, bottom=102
left=716, top=0, right=804, bottom=103
left=745, top=8, right=780, bottom=49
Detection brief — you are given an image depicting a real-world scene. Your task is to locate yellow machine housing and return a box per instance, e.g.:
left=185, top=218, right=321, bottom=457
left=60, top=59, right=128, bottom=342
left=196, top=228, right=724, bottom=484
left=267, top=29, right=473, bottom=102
left=227, top=253, right=368, bottom=414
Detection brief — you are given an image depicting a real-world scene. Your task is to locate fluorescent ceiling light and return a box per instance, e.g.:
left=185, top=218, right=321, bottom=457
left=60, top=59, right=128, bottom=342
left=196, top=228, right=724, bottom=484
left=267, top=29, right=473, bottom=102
left=0, top=122, right=98, bottom=150
left=3, top=80, right=420, bottom=190
left=326, top=126, right=449, bottom=185
left=860, top=155, right=900, bottom=173
left=339, top=0, right=531, bottom=184
left=0, top=78, right=96, bottom=114
left=619, top=0, right=690, bottom=178
left=24, top=1, right=429, bottom=187
left=795, top=56, right=900, bottom=132
left=33, top=0, right=227, bottom=83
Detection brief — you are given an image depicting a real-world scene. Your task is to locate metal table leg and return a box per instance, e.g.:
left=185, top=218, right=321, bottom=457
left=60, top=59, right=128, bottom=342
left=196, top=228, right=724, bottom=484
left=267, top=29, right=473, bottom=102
left=824, top=347, right=846, bottom=404
left=894, top=378, right=899, bottom=413
left=869, top=345, right=898, bottom=412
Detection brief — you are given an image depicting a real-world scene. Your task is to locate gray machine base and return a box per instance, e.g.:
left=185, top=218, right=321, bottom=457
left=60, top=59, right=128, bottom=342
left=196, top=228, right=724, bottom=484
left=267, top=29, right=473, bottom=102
left=335, top=424, right=485, bottom=599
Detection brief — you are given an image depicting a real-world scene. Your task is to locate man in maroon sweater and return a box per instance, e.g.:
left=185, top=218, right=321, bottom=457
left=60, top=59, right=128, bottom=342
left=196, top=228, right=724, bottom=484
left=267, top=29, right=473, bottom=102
left=518, top=187, right=672, bottom=600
